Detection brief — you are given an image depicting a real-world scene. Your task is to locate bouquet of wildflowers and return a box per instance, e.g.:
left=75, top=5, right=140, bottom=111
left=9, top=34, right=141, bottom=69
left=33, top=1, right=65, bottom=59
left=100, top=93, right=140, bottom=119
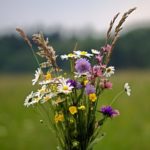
left=17, top=8, right=135, bottom=150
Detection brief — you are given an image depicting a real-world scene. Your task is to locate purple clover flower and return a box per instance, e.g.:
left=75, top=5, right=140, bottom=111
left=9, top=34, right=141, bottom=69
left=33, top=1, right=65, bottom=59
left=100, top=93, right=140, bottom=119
left=75, top=58, right=91, bottom=74
left=85, top=84, right=96, bottom=95
left=100, top=106, right=119, bottom=118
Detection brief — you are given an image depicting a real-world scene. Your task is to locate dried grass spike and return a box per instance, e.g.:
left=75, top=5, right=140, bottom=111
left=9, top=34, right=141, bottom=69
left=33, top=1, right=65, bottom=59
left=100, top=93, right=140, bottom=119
left=107, top=13, right=120, bottom=41
left=16, top=28, right=32, bottom=48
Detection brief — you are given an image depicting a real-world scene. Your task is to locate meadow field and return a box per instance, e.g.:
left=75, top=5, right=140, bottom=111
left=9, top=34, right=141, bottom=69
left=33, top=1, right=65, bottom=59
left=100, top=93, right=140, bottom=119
left=0, top=70, right=150, bottom=150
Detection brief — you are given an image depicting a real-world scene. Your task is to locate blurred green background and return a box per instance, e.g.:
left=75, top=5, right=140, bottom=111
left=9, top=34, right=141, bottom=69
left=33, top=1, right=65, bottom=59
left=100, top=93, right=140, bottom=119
left=0, top=0, right=150, bottom=150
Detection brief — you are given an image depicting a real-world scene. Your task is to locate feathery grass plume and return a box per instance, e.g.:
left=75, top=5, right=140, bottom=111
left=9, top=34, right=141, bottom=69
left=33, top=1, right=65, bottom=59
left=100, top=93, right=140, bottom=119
left=106, top=7, right=137, bottom=65
left=32, top=33, right=58, bottom=70
left=106, top=12, right=120, bottom=43
left=16, top=28, right=32, bottom=48
left=16, top=28, right=40, bottom=66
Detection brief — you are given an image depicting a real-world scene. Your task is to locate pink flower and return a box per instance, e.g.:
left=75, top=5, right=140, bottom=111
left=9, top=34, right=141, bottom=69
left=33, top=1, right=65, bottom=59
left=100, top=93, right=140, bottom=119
left=92, top=65, right=102, bottom=77
left=100, top=80, right=112, bottom=89
left=101, top=44, right=112, bottom=53
left=96, top=55, right=103, bottom=64
left=104, top=81, right=112, bottom=89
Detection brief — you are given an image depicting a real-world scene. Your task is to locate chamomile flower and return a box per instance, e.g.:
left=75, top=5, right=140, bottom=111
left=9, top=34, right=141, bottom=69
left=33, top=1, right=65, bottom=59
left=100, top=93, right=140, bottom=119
left=36, top=85, right=47, bottom=97
left=60, top=53, right=77, bottom=60
left=41, top=93, right=56, bottom=103
left=74, top=50, right=93, bottom=58
left=24, top=91, right=36, bottom=107
left=124, top=83, right=131, bottom=96
left=103, top=66, right=115, bottom=77
left=91, top=49, right=100, bottom=55
left=32, top=68, right=42, bottom=85
left=57, top=78, right=74, bottom=94
left=60, top=54, right=69, bottom=60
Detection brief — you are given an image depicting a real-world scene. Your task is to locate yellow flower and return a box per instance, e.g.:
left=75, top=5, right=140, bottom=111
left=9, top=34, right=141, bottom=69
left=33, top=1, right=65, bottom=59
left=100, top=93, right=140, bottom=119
left=54, top=113, right=64, bottom=123
left=69, top=106, right=78, bottom=115
left=83, top=80, right=88, bottom=86
left=45, top=72, right=52, bottom=80
left=78, top=105, right=86, bottom=110
left=89, top=93, right=97, bottom=102
left=43, top=95, right=50, bottom=101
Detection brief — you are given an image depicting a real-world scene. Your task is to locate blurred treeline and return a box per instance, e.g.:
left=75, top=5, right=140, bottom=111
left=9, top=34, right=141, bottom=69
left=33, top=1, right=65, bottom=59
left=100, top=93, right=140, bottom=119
left=0, top=27, right=150, bottom=73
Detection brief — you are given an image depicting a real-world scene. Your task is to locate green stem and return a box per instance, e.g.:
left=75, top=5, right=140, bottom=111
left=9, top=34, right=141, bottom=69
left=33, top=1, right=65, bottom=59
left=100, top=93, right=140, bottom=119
left=110, top=90, right=124, bottom=106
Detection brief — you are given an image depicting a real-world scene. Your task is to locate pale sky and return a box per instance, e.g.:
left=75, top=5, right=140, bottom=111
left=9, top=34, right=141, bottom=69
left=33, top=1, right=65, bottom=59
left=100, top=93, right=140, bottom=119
left=0, top=0, right=150, bottom=34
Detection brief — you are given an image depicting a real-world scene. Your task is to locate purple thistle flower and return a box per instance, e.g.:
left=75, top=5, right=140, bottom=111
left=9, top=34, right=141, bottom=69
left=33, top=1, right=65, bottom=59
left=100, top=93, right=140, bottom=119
left=100, top=106, right=120, bottom=118
left=75, top=58, right=91, bottom=74
left=85, top=84, right=96, bottom=95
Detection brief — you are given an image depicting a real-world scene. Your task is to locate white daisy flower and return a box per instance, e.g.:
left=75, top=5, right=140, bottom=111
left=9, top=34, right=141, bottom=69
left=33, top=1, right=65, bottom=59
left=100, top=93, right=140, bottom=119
left=91, top=49, right=100, bottom=55
left=41, top=93, right=57, bottom=103
left=32, top=68, right=42, bottom=85
left=60, top=54, right=69, bottom=60
left=73, top=50, right=93, bottom=58
left=36, top=85, right=47, bottom=97
left=24, top=91, right=36, bottom=107
left=124, top=83, right=131, bottom=96
left=57, top=78, right=73, bottom=94
left=103, top=66, right=115, bottom=77
left=74, top=72, right=91, bottom=78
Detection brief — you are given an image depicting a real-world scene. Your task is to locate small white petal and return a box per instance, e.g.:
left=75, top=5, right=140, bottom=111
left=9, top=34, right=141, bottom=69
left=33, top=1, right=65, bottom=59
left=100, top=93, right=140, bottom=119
left=124, top=83, right=131, bottom=96
left=91, top=49, right=100, bottom=55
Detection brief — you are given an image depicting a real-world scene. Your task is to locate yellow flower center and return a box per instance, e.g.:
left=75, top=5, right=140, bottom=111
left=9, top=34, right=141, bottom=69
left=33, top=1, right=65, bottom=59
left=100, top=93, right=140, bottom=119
left=80, top=51, right=87, bottom=55
left=68, top=53, right=75, bottom=57
left=45, top=72, right=52, bottom=80
left=69, top=106, right=78, bottom=115
left=89, top=93, right=97, bottom=102
left=106, top=68, right=111, bottom=73
left=83, top=80, right=88, bottom=86
left=63, top=85, right=69, bottom=91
